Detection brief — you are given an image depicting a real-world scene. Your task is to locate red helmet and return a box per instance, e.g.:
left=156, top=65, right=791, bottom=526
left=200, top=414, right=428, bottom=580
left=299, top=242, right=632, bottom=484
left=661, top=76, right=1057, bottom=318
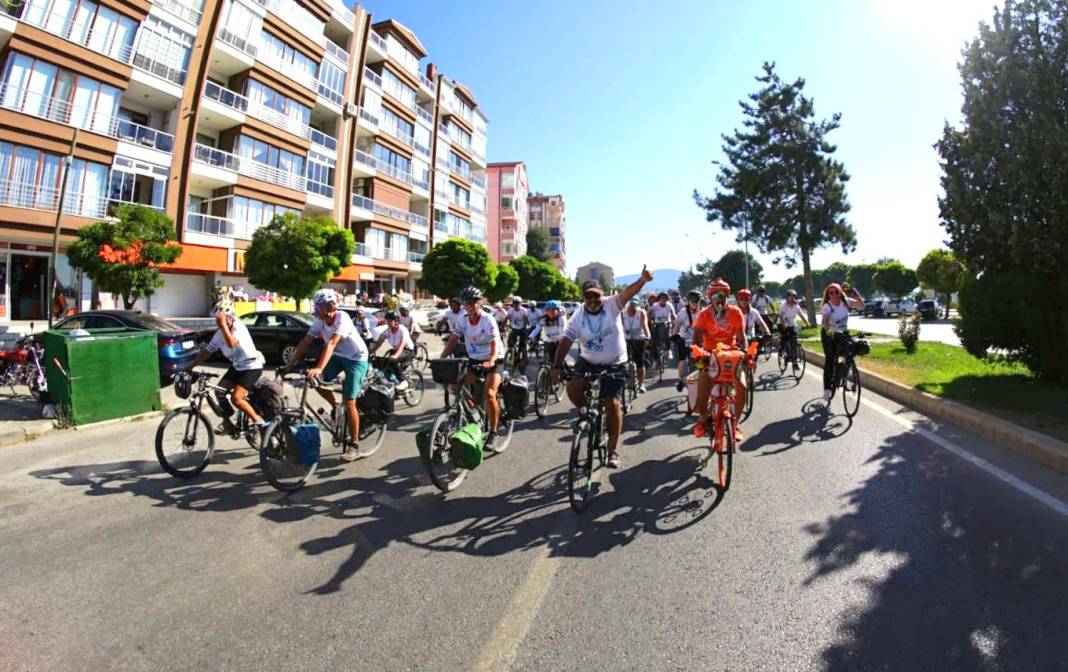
left=707, top=278, right=731, bottom=296
left=737, top=288, right=752, bottom=300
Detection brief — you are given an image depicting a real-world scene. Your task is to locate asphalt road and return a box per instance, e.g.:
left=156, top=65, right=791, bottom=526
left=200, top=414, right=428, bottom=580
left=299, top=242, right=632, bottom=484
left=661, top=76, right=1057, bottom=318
left=2, top=350, right=1067, bottom=671
left=849, top=315, right=962, bottom=347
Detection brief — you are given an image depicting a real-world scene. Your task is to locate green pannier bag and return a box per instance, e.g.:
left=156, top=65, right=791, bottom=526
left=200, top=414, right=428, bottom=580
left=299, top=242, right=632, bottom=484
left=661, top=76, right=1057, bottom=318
left=416, top=426, right=433, bottom=460
left=448, top=423, right=484, bottom=470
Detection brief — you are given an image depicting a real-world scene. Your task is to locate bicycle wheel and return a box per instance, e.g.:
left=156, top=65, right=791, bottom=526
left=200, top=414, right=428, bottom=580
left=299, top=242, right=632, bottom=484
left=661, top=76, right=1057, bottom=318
left=658, top=350, right=666, bottom=383
left=715, top=418, right=735, bottom=491
left=791, top=342, right=806, bottom=381
left=413, top=343, right=429, bottom=371
left=492, top=408, right=515, bottom=453
left=842, top=359, right=861, bottom=417
left=739, top=367, right=755, bottom=423
left=760, top=335, right=772, bottom=363
left=402, top=369, right=425, bottom=407
left=504, top=347, right=516, bottom=369
left=424, top=411, right=466, bottom=492
left=534, top=367, right=551, bottom=418
left=155, top=407, right=214, bottom=478
left=568, top=421, right=596, bottom=513
left=260, top=418, right=317, bottom=492
left=357, top=415, right=387, bottom=456
left=777, top=345, right=787, bottom=374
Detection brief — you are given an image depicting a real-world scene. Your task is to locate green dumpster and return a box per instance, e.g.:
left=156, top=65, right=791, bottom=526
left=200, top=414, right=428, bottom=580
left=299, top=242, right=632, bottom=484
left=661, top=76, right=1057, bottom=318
left=44, top=329, right=161, bottom=426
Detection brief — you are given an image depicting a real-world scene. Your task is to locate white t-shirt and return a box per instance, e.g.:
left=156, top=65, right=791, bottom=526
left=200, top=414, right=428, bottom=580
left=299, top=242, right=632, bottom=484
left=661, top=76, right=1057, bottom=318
left=563, top=295, right=627, bottom=365
left=743, top=309, right=765, bottom=337
left=381, top=324, right=414, bottom=351
left=452, top=313, right=503, bottom=362
left=442, top=308, right=464, bottom=333
left=506, top=307, right=530, bottom=330
left=398, top=314, right=420, bottom=335
left=207, top=320, right=263, bottom=371
left=309, top=310, right=368, bottom=361
left=621, top=307, right=647, bottom=340
left=530, top=314, right=565, bottom=342
left=822, top=301, right=850, bottom=334
left=752, top=294, right=772, bottom=315
left=648, top=303, right=676, bottom=323
left=673, top=305, right=697, bottom=344
left=780, top=303, right=805, bottom=327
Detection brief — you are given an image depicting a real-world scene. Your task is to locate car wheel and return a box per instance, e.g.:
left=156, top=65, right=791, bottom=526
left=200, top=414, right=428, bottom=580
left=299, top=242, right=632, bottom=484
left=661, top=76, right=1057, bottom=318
left=280, top=344, right=297, bottom=366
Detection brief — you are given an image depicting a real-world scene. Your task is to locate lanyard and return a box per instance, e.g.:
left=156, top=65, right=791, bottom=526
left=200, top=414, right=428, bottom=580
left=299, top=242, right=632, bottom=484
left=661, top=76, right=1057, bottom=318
left=582, top=310, right=609, bottom=341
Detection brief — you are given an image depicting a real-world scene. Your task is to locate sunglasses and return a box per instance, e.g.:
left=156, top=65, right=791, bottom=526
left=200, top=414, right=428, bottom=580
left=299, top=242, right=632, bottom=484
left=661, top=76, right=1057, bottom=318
left=584, top=293, right=602, bottom=301
left=828, top=291, right=840, bottom=296
left=710, top=290, right=728, bottom=298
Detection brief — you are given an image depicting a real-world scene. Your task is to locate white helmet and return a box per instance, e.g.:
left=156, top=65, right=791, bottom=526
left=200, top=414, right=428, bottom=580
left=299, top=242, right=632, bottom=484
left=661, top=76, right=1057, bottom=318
left=213, top=299, right=236, bottom=316
left=313, top=288, right=338, bottom=307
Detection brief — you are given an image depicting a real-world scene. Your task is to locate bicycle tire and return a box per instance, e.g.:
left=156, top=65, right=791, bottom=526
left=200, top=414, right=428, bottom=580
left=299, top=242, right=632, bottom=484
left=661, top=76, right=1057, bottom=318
left=424, top=411, right=466, bottom=492
left=739, top=367, right=754, bottom=423
left=413, top=343, right=429, bottom=371
left=777, top=345, right=787, bottom=374
left=842, top=359, right=861, bottom=417
left=568, top=420, right=595, bottom=513
left=534, top=367, right=551, bottom=418
left=715, top=418, right=735, bottom=491
left=793, top=342, right=807, bottom=381
left=155, top=407, right=214, bottom=478
left=658, top=350, right=666, bottom=383
left=492, top=413, right=515, bottom=453
left=402, top=369, right=425, bottom=407
left=259, top=418, right=317, bottom=492
left=241, top=414, right=261, bottom=450
left=357, top=417, right=387, bottom=456
left=760, top=336, right=772, bottom=363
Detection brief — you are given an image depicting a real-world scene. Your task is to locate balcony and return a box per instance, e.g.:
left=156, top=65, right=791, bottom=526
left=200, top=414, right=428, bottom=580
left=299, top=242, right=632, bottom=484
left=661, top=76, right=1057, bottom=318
left=217, top=26, right=257, bottom=58
left=324, top=40, right=348, bottom=68
left=203, top=82, right=335, bottom=150
left=363, top=67, right=382, bottom=89
left=351, top=194, right=428, bottom=228
left=419, top=72, right=434, bottom=92
left=447, top=159, right=470, bottom=180
left=186, top=212, right=253, bottom=240
left=379, top=118, right=430, bottom=157
left=259, top=52, right=317, bottom=91
left=470, top=174, right=485, bottom=189
left=357, top=106, right=380, bottom=128
left=353, top=150, right=428, bottom=190
left=330, top=0, right=355, bottom=27
left=370, top=31, right=387, bottom=52
left=192, top=143, right=305, bottom=191
left=309, top=128, right=338, bottom=152
left=317, top=83, right=343, bottom=108
left=0, top=84, right=175, bottom=151
left=150, top=0, right=202, bottom=25
left=408, top=251, right=426, bottom=263
left=0, top=178, right=108, bottom=219
left=415, top=105, right=433, bottom=128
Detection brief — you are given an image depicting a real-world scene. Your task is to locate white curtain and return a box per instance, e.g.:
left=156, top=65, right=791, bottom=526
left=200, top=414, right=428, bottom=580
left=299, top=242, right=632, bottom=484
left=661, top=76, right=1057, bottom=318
left=1, top=54, right=31, bottom=109
left=69, top=77, right=96, bottom=129
left=90, top=83, right=119, bottom=135
left=12, top=148, right=40, bottom=207
left=36, top=154, right=61, bottom=209
left=43, top=0, right=74, bottom=35
left=86, top=5, right=115, bottom=55
left=68, top=0, right=95, bottom=45
left=0, top=143, right=13, bottom=204
left=25, top=60, right=58, bottom=122
left=62, top=158, right=85, bottom=214
left=24, top=0, right=50, bottom=28
left=111, top=16, right=137, bottom=62
left=81, top=162, right=108, bottom=217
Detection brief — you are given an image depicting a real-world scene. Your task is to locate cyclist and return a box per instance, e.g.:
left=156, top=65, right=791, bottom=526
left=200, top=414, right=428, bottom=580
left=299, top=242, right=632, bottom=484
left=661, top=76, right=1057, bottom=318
left=370, top=310, right=414, bottom=390
left=397, top=304, right=422, bottom=344
left=820, top=282, right=865, bottom=401
left=282, top=289, right=369, bottom=462
left=778, top=289, right=809, bottom=353
left=648, top=291, right=676, bottom=366
left=551, top=267, right=654, bottom=469
left=352, top=304, right=376, bottom=344
left=645, top=292, right=657, bottom=310
left=752, top=285, right=773, bottom=321
left=670, top=289, right=685, bottom=315
left=492, top=301, right=508, bottom=329
left=184, top=300, right=266, bottom=433
left=671, top=290, right=702, bottom=391
left=441, top=286, right=506, bottom=451
left=737, top=288, right=772, bottom=347
left=436, top=297, right=464, bottom=334
left=691, top=278, right=747, bottom=442
left=529, top=299, right=567, bottom=365
left=622, top=297, right=650, bottom=394
left=505, top=296, right=532, bottom=362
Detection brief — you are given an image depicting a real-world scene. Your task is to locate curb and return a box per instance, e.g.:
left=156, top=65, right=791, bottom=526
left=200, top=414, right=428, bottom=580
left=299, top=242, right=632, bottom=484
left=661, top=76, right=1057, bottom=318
left=0, top=409, right=166, bottom=449
left=802, top=347, right=1068, bottom=474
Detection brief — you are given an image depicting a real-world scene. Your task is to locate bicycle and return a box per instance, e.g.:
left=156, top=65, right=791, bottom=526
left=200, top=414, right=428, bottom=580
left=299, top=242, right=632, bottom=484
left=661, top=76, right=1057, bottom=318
left=777, top=325, right=806, bottom=381
left=260, top=369, right=389, bottom=491
left=650, top=321, right=671, bottom=384
left=738, top=340, right=760, bottom=423
left=155, top=371, right=261, bottom=478
left=533, top=342, right=565, bottom=418
left=691, top=344, right=745, bottom=491
left=827, top=331, right=870, bottom=418
left=369, top=355, right=425, bottom=407
left=503, top=327, right=530, bottom=370
left=422, top=358, right=517, bottom=492
left=563, top=366, right=626, bottom=513
left=411, top=337, right=430, bottom=371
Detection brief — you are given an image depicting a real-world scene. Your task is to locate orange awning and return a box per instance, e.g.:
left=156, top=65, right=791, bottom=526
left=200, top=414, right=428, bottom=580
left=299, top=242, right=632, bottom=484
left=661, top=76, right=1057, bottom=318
left=160, top=243, right=228, bottom=272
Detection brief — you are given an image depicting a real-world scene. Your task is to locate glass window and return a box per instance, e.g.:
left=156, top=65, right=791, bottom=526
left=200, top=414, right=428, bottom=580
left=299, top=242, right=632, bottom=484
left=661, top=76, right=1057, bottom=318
left=501, top=172, right=514, bottom=188
left=501, top=196, right=513, bottom=210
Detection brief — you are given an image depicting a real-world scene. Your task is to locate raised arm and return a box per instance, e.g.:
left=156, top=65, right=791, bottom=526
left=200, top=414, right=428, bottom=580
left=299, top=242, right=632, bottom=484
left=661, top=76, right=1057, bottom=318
left=616, top=265, right=654, bottom=309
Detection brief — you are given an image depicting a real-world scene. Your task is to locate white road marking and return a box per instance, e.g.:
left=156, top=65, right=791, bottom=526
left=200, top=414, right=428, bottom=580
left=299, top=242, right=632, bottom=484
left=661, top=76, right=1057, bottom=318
left=802, top=369, right=1068, bottom=520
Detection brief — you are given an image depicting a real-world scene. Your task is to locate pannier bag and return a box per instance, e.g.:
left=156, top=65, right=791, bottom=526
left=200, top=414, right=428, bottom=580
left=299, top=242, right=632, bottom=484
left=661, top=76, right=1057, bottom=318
left=449, top=423, right=484, bottom=470
left=286, top=424, right=321, bottom=467
left=250, top=377, right=286, bottom=420
left=851, top=338, right=871, bottom=357
left=430, top=358, right=464, bottom=385
left=501, top=376, right=529, bottom=420
left=358, top=382, right=395, bottom=418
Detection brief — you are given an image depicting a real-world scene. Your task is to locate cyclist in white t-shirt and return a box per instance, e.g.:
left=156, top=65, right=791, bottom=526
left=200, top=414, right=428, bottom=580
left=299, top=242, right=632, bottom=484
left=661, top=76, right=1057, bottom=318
left=397, top=305, right=421, bottom=343
left=820, top=282, right=865, bottom=400
left=436, top=297, right=464, bottom=335
left=551, top=267, right=654, bottom=469
left=505, top=296, right=532, bottom=361
left=529, top=299, right=567, bottom=364
left=371, top=311, right=415, bottom=389
left=752, top=285, right=773, bottom=319
left=671, top=290, right=702, bottom=391
left=648, top=292, right=677, bottom=363
left=622, top=298, right=650, bottom=394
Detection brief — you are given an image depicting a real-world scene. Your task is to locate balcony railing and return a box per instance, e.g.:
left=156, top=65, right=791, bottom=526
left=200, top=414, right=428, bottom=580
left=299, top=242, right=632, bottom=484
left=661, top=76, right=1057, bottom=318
left=354, top=243, right=408, bottom=262
left=306, top=180, right=334, bottom=198
left=193, top=143, right=241, bottom=171
left=351, top=194, right=428, bottom=228
left=363, top=67, right=382, bottom=88
left=416, top=105, right=433, bottom=127
left=369, top=31, right=387, bottom=52
left=259, top=51, right=317, bottom=91
left=186, top=212, right=252, bottom=240
left=447, top=160, right=470, bottom=179
left=354, top=242, right=371, bottom=257
left=203, top=81, right=249, bottom=112
left=130, top=50, right=187, bottom=86
left=408, top=251, right=426, bottom=263
left=217, top=26, right=257, bottom=58
left=0, top=178, right=108, bottom=219
left=204, top=82, right=335, bottom=149
left=193, top=143, right=306, bottom=191
left=331, top=0, right=355, bottom=26
left=309, top=128, right=338, bottom=152
left=354, top=150, right=428, bottom=190
left=0, top=84, right=175, bottom=151
left=149, top=0, right=202, bottom=24
left=324, top=40, right=348, bottom=67
left=470, top=174, right=486, bottom=189
left=419, top=73, right=434, bottom=91
left=318, top=83, right=343, bottom=107
left=358, top=106, right=379, bottom=126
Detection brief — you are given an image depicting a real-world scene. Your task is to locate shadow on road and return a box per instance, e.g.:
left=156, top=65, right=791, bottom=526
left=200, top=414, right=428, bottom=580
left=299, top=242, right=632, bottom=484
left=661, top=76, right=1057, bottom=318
left=741, top=398, right=852, bottom=455
left=803, top=429, right=1068, bottom=670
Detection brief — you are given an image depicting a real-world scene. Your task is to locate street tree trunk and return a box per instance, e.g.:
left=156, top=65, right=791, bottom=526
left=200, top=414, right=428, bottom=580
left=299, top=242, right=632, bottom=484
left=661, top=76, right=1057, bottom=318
left=123, top=293, right=137, bottom=310
left=945, top=294, right=952, bottom=320
left=801, top=246, right=817, bottom=326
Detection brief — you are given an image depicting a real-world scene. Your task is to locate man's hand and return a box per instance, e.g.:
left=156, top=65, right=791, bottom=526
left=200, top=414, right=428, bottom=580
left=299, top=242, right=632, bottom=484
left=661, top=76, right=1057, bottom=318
left=215, top=312, right=226, bottom=328
left=550, top=367, right=561, bottom=385
left=306, top=366, right=324, bottom=379
left=481, top=360, right=494, bottom=371
left=641, top=264, right=653, bottom=283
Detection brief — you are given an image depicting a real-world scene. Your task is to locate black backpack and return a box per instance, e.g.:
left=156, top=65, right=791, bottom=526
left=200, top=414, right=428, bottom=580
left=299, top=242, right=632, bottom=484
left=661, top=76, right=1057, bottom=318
left=250, top=377, right=286, bottom=420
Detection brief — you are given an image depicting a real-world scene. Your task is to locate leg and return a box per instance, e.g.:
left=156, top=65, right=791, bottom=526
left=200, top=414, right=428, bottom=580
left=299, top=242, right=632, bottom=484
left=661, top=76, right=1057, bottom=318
left=604, top=397, right=623, bottom=451
left=821, top=331, right=835, bottom=392
left=565, top=379, right=587, bottom=408
left=215, top=378, right=236, bottom=417
left=484, top=371, right=501, bottom=434
left=230, top=385, right=262, bottom=424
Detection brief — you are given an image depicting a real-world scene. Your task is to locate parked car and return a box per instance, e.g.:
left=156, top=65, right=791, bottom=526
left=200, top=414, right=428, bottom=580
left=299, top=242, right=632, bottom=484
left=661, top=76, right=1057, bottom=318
left=338, top=306, right=387, bottom=341
left=44, top=310, right=210, bottom=381
left=562, top=301, right=580, bottom=316
left=863, top=298, right=909, bottom=318
left=917, top=299, right=942, bottom=321
left=238, top=311, right=321, bottom=366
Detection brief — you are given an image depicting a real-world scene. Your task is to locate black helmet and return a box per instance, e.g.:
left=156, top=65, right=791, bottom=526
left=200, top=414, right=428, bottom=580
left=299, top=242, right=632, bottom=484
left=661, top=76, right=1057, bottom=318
left=657, top=292, right=669, bottom=299
left=174, top=371, right=193, bottom=399
left=686, top=290, right=701, bottom=302
left=384, top=311, right=399, bottom=321
left=459, top=286, right=483, bottom=303
left=448, top=296, right=461, bottom=305
left=758, top=285, right=766, bottom=292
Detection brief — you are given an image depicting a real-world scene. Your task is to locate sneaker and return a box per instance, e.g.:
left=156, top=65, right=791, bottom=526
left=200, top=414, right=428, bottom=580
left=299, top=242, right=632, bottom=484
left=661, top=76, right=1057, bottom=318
left=395, top=379, right=409, bottom=391
left=607, top=451, right=621, bottom=469
left=340, top=445, right=360, bottom=462
left=214, top=421, right=231, bottom=436
left=639, top=384, right=647, bottom=394
left=822, top=389, right=832, bottom=401
left=693, top=419, right=708, bottom=438
left=675, top=380, right=684, bottom=392
left=484, top=431, right=497, bottom=453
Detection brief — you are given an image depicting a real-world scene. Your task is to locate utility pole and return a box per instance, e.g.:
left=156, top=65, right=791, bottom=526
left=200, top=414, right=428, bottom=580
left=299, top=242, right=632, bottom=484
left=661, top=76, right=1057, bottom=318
left=743, top=215, right=751, bottom=289
left=47, top=128, right=78, bottom=328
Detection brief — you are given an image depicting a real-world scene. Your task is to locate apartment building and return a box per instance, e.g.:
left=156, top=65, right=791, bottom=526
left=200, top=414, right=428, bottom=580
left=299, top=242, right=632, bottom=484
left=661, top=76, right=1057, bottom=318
left=485, top=161, right=527, bottom=264
left=575, top=261, right=613, bottom=291
left=0, top=0, right=488, bottom=319
left=528, top=191, right=565, bottom=272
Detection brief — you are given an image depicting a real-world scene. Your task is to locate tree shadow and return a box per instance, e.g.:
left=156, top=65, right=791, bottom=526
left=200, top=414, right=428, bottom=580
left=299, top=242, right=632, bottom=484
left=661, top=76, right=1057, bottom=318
left=741, top=398, right=852, bottom=455
left=803, top=430, right=1068, bottom=670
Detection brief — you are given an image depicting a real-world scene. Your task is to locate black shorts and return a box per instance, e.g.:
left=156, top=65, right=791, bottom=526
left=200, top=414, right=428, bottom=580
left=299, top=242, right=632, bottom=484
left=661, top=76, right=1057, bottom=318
left=467, top=358, right=503, bottom=375
left=222, top=367, right=262, bottom=391
left=573, top=358, right=626, bottom=399
left=672, top=336, right=690, bottom=361
left=626, top=339, right=646, bottom=365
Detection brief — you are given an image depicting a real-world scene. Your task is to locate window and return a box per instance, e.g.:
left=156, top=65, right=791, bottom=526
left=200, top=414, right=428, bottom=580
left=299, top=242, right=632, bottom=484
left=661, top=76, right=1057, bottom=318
left=260, top=30, right=317, bottom=85
left=373, top=143, right=411, bottom=175
left=0, top=140, right=109, bottom=217
left=381, top=107, right=414, bottom=142
left=450, top=181, right=469, bottom=209
left=501, top=172, right=514, bottom=188
left=226, top=196, right=298, bottom=232
left=244, top=80, right=311, bottom=127
left=133, top=15, right=193, bottom=84
left=381, top=68, right=416, bottom=109
left=449, top=152, right=469, bottom=175
left=218, top=0, right=261, bottom=54
left=317, top=59, right=345, bottom=106
left=239, top=314, right=258, bottom=327
left=501, top=240, right=515, bottom=257
left=501, top=196, right=513, bottom=210
left=16, top=0, right=137, bottom=62
left=365, top=228, right=387, bottom=257
left=305, top=150, right=334, bottom=197
left=0, top=53, right=121, bottom=134
left=235, top=135, right=305, bottom=176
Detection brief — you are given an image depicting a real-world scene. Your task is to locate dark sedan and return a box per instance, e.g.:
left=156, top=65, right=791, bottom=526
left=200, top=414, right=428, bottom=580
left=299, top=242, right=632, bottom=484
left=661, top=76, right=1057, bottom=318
left=238, top=311, right=321, bottom=366
left=47, top=310, right=208, bottom=380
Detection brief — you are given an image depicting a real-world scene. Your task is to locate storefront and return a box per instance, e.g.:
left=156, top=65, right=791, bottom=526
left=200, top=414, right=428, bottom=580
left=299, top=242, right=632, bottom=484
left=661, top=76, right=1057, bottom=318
left=0, top=243, right=88, bottom=323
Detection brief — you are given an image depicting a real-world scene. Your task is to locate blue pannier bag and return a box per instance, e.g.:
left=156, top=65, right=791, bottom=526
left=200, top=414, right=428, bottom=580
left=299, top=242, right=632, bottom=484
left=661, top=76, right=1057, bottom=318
left=291, top=424, right=321, bottom=466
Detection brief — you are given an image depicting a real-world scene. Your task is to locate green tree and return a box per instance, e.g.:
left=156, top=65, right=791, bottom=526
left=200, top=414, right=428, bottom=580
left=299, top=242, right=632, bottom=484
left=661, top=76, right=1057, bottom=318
left=244, top=213, right=354, bottom=300
left=525, top=227, right=552, bottom=262
left=511, top=255, right=573, bottom=300
left=710, top=250, right=763, bottom=292
left=847, top=262, right=879, bottom=296
left=936, top=0, right=1068, bottom=381
left=695, top=62, right=856, bottom=324
left=486, top=263, right=518, bottom=303
left=67, top=204, right=182, bottom=309
left=678, top=259, right=715, bottom=293
left=762, top=280, right=785, bottom=298
left=418, top=238, right=495, bottom=299
left=873, top=260, right=917, bottom=298
left=916, top=248, right=963, bottom=318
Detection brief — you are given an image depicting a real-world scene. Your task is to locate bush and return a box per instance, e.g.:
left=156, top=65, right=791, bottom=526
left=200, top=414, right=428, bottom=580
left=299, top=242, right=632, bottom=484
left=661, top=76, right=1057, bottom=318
left=898, top=312, right=921, bottom=353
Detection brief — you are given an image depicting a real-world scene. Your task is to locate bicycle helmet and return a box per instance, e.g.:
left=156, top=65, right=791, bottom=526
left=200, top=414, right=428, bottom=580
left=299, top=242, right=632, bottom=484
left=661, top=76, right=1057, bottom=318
left=384, top=310, right=399, bottom=321
left=459, top=286, right=483, bottom=304
left=708, top=278, right=731, bottom=296
left=757, top=285, right=766, bottom=292
left=686, top=290, right=701, bottom=303
left=213, top=299, right=236, bottom=316
left=545, top=300, right=562, bottom=311
left=313, top=288, right=338, bottom=307
left=786, top=289, right=797, bottom=297
left=511, top=295, right=522, bottom=304
left=737, top=288, right=752, bottom=301
left=627, top=297, right=640, bottom=306
left=174, top=371, right=193, bottom=399
left=657, top=292, right=669, bottom=300
left=448, top=296, right=461, bottom=305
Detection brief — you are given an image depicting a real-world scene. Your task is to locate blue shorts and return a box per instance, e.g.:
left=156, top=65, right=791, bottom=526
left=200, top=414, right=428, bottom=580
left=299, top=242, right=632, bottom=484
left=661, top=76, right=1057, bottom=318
left=322, top=355, right=368, bottom=400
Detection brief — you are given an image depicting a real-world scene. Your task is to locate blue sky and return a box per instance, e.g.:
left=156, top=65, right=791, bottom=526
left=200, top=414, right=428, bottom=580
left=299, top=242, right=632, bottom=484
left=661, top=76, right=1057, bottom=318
left=365, top=0, right=1001, bottom=281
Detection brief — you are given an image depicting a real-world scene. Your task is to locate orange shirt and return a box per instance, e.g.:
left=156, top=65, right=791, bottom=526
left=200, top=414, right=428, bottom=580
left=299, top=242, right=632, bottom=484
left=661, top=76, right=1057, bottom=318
left=693, top=305, right=745, bottom=351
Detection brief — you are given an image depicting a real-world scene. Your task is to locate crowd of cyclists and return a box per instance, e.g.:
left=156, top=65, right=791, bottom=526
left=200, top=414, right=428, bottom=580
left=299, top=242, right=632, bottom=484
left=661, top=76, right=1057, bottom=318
left=183, top=269, right=866, bottom=474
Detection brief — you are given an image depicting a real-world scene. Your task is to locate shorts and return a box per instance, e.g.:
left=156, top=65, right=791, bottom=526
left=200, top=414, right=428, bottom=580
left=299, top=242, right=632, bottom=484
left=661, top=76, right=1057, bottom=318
left=468, top=358, right=503, bottom=375
left=672, top=336, right=690, bottom=361
left=573, top=358, right=626, bottom=399
left=222, top=366, right=262, bottom=391
left=626, top=339, right=646, bottom=365
left=322, top=355, right=369, bottom=400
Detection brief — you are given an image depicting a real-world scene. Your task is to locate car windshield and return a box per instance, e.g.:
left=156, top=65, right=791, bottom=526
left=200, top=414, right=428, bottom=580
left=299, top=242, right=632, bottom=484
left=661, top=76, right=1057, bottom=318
left=287, top=313, right=314, bottom=326
left=132, top=314, right=185, bottom=331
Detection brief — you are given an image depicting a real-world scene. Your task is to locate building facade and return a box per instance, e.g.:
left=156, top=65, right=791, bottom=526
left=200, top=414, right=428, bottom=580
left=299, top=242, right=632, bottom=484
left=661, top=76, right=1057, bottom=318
left=575, top=261, right=613, bottom=291
left=0, top=0, right=488, bottom=319
left=485, top=161, right=527, bottom=264
left=527, top=191, right=565, bottom=272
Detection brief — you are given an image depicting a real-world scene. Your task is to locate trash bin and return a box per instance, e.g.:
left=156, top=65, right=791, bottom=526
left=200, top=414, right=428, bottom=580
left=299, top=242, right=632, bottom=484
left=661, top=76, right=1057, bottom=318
left=44, top=329, right=161, bottom=426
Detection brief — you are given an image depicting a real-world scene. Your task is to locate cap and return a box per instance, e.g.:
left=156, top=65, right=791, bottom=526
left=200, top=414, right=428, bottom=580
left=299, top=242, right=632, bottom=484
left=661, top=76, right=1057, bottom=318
left=581, top=280, right=604, bottom=295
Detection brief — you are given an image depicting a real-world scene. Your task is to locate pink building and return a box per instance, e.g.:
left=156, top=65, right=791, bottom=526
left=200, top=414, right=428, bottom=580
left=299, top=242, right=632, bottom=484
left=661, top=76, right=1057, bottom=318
left=486, top=162, right=529, bottom=263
